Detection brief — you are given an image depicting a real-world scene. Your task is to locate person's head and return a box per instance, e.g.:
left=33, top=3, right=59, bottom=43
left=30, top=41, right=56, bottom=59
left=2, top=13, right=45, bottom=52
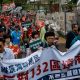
left=32, top=31, right=39, bottom=39
left=0, top=37, right=5, bottom=53
left=15, top=25, right=19, bottom=31
left=4, top=35, right=11, bottom=45
left=72, top=23, right=78, bottom=33
left=44, top=31, right=55, bottom=46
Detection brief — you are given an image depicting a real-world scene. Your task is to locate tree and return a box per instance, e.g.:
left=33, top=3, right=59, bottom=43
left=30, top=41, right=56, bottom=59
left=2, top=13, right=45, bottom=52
left=66, top=0, right=78, bottom=11
left=14, top=0, right=28, bottom=9
left=14, top=0, right=27, bottom=5
left=2, top=0, right=12, bottom=4
left=0, top=0, right=3, bottom=4
left=71, top=0, right=78, bottom=4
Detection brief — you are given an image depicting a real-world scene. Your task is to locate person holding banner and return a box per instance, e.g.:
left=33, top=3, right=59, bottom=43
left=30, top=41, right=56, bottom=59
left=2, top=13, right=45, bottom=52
left=0, top=37, right=15, bottom=80
left=43, top=31, right=80, bottom=80
left=66, top=23, right=78, bottom=49
left=71, top=27, right=80, bottom=46
left=27, top=31, right=43, bottom=56
left=70, top=27, right=80, bottom=80
left=4, top=34, right=20, bottom=58
left=43, top=31, right=55, bottom=48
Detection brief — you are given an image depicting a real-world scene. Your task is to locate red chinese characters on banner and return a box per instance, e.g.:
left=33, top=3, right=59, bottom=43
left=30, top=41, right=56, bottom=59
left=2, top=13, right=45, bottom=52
left=2, top=55, right=80, bottom=80
left=62, top=59, right=73, bottom=69
left=2, top=60, right=61, bottom=80
left=17, top=71, right=28, bottom=80
left=50, top=60, right=60, bottom=71
left=75, top=55, right=80, bottom=64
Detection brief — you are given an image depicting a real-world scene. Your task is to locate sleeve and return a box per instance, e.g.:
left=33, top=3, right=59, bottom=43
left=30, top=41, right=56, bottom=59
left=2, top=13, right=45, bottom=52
left=71, top=37, right=78, bottom=46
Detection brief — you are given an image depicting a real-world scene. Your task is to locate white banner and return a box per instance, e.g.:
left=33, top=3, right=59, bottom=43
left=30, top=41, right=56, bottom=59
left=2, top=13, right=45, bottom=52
left=1, top=41, right=80, bottom=80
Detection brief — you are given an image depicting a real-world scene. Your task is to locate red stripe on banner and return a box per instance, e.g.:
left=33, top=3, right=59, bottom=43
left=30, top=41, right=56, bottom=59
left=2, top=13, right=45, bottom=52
left=17, top=71, right=28, bottom=80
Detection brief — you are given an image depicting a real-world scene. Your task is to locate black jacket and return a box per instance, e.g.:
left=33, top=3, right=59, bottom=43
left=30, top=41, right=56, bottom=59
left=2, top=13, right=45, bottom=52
left=66, top=31, right=78, bottom=49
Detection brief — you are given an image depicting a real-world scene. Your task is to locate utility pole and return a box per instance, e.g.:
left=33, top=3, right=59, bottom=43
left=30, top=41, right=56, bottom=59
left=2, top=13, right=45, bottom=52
left=34, top=0, right=35, bottom=11
left=64, top=10, right=67, bottom=35
left=62, top=3, right=67, bottom=35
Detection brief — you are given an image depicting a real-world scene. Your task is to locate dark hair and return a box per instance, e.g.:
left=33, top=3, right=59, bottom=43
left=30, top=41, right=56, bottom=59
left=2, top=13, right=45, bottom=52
left=32, top=31, right=39, bottom=38
left=72, top=23, right=78, bottom=29
left=0, top=37, right=5, bottom=43
left=15, top=25, right=20, bottom=30
left=44, top=31, right=55, bottom=40
left=15, top=25, right=19, bottom=28
left=12, top=22, right=15, bottom=26
left=4, top=35, right=11, bottom=40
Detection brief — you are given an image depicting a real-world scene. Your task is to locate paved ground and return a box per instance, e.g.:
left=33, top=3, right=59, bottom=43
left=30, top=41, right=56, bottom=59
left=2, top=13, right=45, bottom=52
left=58, top=37, right=66, bottom=52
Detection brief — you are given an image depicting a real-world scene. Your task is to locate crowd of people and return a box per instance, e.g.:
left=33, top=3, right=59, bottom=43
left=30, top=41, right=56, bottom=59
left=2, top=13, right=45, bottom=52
left=0, top=11, right=59, bottom=59
left=0, top=11, right=60, bottom=80
left=0, top=10, right=80, bottom=80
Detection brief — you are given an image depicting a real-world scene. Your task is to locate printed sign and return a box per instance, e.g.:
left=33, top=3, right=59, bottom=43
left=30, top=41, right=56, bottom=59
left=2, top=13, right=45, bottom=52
left=1, top=41, right=80, bottom=80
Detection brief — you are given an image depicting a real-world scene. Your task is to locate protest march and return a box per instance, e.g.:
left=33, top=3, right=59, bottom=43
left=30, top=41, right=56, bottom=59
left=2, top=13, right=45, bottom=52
left=0, top=41, right=80, bottom=80
left=1, top=0, right=80, bottom=80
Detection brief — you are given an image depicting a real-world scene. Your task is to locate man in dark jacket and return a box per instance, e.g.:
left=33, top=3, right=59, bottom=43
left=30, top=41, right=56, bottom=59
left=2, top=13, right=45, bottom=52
left=66, top=23, right=78, bottom=49
left=43, top=31, right=55, bottom=48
